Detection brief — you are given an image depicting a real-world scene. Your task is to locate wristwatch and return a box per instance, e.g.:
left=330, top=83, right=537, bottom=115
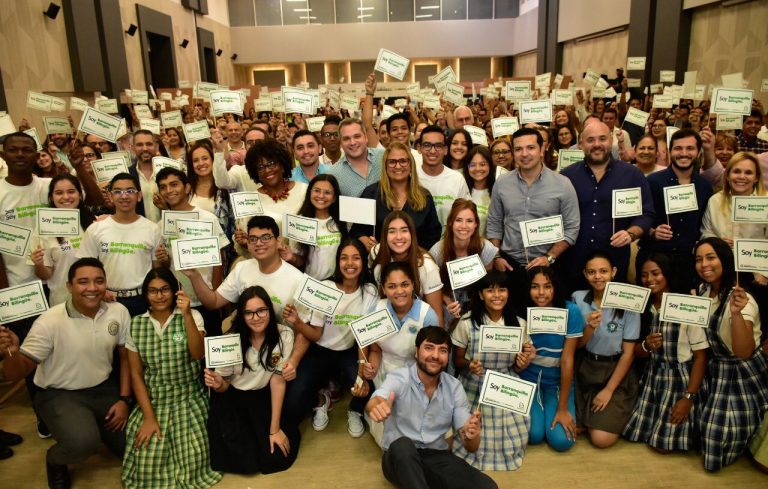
left=627, top=231, right=638, bottom=242
left=119, top=395, right=135, bottom=408
left=683, top=391, right=697, bottom=400
left=546, top=254, right=556, bottom=265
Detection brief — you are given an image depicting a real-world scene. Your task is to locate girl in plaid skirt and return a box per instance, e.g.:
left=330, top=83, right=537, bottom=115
left=623, top=253, right=709, bottom=452
left=694, top=238, right=768, bottom=472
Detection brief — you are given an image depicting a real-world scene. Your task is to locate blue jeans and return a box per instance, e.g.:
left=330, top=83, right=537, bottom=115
left=528, top=380, right=576, bottom=452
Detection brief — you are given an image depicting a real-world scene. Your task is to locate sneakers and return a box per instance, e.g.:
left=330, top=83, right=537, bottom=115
left=37, top=420, right=52, bottom=439
left=0, top=444, right=13, bottom=460
left=312, top=391, right=331, bottom=431
left=0, top=430, right=23, bottom=446
left=347, top=411, right=365, bottom=438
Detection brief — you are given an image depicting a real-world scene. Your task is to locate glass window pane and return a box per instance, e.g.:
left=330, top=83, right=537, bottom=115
left=309, top=0, right=335, bottom=24
left=388, top=0, right=413, bottom=22
left=282, top=0, right=310, bottom=24
left=335, top=0, right=360, bottom=23
left=415, top=0, right=439, bottom=21
left=255, top=0, right=282, bottom=25
left=229, top=0, right=256, bottom=27
left=495, top=0, right=519, bottom=19
left=469, top=0, right=492, bottom=19
left=361, top=0, right=387, bottom=23
left=442, top=0, right=466, bottom=20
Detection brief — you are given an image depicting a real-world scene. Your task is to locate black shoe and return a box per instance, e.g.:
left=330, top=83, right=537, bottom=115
left=46, top=461, right=71, bottom=489
left=0, top=430, right=22, bottom=446
left=37, top=420, right=52, bottom=439
left=0, top=444, right=13, bottom=460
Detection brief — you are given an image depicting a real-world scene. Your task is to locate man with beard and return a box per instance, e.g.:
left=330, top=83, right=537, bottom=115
left=737, top=109, right=768, bottom=153
left=561, top=122, right=654, bottom=288
left=326, top=117, right=383, bottom=197
left=366, top=326, right=496, bottom=489
left=128, top=130, right=160, bottom=222
left=291, top=130, right=329, bottom=184
left=640, top=129, right=713, bottom=289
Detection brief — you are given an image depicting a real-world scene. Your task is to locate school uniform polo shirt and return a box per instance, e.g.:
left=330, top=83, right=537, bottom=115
left=20, top=301, right=130, bottom=390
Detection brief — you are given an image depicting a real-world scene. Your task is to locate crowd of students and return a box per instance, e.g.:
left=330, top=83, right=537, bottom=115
left=0, top=69, right=767, bottom=489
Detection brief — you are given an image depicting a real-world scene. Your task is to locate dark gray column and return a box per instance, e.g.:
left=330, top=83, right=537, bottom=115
left=650, top=0, right=691, bottom=84
left=63, top=0, right=107, bottom=92
left=95, top=0, right=130, bottom=97
left=536, top=0, right=562, bottom=75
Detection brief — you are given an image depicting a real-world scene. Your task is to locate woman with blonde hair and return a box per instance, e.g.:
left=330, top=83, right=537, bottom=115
left=352, top=141, right=441, bottom=251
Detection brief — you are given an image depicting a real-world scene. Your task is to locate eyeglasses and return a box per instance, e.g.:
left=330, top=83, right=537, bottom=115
left=243, top=308, right=270, bottom=320
left=386, top=158, right=410, bottom=167
left=256, top=161, right=279, bottom=173
left=421, top=142, right=445, bottom=152
left=82, top=152, right=97, bottom=159
left=248, top=234, right=275, bottom=244
left=492, top=149, right=511, bottom=156
left=110, top=189, right=139, bottom=196
left=147, top=286, right=172, bottom=296
left=321, top=131, right=339, bottom=138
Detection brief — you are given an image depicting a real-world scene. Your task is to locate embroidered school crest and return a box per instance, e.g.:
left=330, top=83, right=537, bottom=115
left=607, top=320, right=619, bottom=333
left=172, top=332, right=185, bottom=343
left=408, top=325, right=418, bottom=334
left=270, top=353, right=281, bottom=368
left=107, top=321, right=119, bottom=336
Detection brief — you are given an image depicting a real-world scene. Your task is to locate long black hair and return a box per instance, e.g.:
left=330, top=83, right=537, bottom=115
left=327, top=237, right=376, bottom=287
left=526, top=266, right=567, bottom=309
left=48, top=174, right=96, bottom=238
left=694, top=237, right=736, bottom=304
left=583, top=250, right=624, bottom=320
left=141, top=267, right=179, bottom=310
left=463, top=145, right=497, bottom=193
left=297, top=174, right=348, bottom=239
left=469, top=270, right=520, bottom=329
left=231, top=286, right=284, bottom=372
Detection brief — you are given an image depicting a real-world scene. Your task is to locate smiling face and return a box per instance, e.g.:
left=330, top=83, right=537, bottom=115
left=557, top=126, right=574, bottom=147
left=294, top=134, right=320, bottom=168
left=513, top=134, right=543, bottom=173
left=320, top=123, right=340, bottom=152
left=635, top=136, right=657, bottom=167
left=37, top=151, right=53, bottom=170
left=191, top=147, right=212, bottom=178
left=385, top=148, right=411, bottom=184
left=651, top=120, right=666, bottom=138
left=555, top=110, right=569, bottom=126
left=340, top=122, right=368, bottom=160
left=383, top=269, right=415, bottom=311
left=256, top=158, right=285, bottom=189
left=247, top=226, right=279, bottom=261
left=110, top=178, right=141, bottom=214
left=640, top=260, right=669, bottom=297
left=451, top=209, right=478, bottom=242
left=388, top=119, right=410, bottom=145
left=529, top=273, right=554, bottom=307
left=669, top=135, right=699, bottom=172
left=2, top=135, right=37, bottom=177
left=727, top=158, right=759, bottom=196
left=133, top=133, right=156, bottom=164
left=581, top=122, right=612, bottom=166
left=386, top=218, right=411, bottom=258
left=415, top=339, right=450, bottom=377
left=243, top=296, right=270, bottom=335
left=491, top=141, right=512, bottom=169
left=157, top=174, right=190, bottom=208
left=467, top=153, right=490, bottom=185
left=146, top=277, right=174, bottom=313
left=51, top=179, right=81, bottom=209
left=480, top=284, right=508, bottom=317
left=310, top=180, right=335, bottom=214
left=67, top=265, right=107, bottom=314
left=695, top=243, right=722, bottom=287
left=450, top=132, right=469, bottom=161
left=338, top=244, right=363, bottom=282
left=714, top=142, right=735, bottom=165
left=419, top=131, right=447, bottom=168
left=583, top=256, right=616, bottom=293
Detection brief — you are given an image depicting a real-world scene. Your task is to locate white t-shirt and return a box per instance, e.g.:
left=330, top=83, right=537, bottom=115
left=219, top=324, right=294, bottom=391
left=291, top=217, right=342, bottom=280
left=370, top=246, right=443, bottom=296
left=28, top=228, right=85, bottom=306
left=20, top=301, right=130, bottom=390
left=428, top=239, right=498, bottom=269
left=166, top=206, right=230, bottom=307
left=216, top=259, right=303, bottom=318
left=470, top=188, right=491, bottom=238
left=305, top=282, right=379, bottom=351
left=416, top=165, right=470, bottom=226
left=125, top=308, right=205, bottom=351
left=79, top=216, right=162, bottom=290
left=212, top=152, right=260, bottom=192
left=0, top=176, right=51, bottom=285
left=188, top=193, right=215, bottom=214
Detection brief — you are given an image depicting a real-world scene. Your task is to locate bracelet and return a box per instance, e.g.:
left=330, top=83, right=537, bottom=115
left=270, top=429, right=280, bottom=435
left=641, top=340, right=650, bottom=353
left=357, top=359, right=367, bottom=365
left=627, top=231, right=638, bottom=241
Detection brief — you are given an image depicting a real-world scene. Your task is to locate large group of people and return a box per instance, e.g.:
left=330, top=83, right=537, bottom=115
left=0, top=68, right=767, bottom=489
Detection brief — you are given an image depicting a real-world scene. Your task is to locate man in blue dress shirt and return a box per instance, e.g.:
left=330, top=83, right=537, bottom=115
left=366, top=327, right=497, bottom=489
left=561, top=122, right=654, bottom=289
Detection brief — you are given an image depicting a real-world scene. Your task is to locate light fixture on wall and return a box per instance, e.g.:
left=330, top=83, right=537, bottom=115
left=179, top=39, right=189, bottom=48
left=231, top=53, right=238, bottom=61
left=43, top=3, right=60, bottom=20
left=125, top=24, right=137, bottom=36
left=216, top=49, right=223, bottom=57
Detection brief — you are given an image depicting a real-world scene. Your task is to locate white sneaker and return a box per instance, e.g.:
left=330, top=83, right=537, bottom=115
left=347, top=411, right=365, bottom=438
left=312, top=392, right=331, bottom=431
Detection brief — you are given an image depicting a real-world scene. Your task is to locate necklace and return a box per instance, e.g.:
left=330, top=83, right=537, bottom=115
left=263, top=180, right=291, bottom=202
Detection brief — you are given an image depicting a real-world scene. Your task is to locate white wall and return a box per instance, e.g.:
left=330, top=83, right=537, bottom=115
left=205, top=0, right=230, bottom=26
left=557, top=0, right=630, bottom=42
left=230, top=12, right=538, bottom=64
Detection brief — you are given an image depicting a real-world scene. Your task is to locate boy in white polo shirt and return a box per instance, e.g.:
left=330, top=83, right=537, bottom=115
left=154, top=167, right=229, bottom=335
left=79, top=173, right=166, bottom=316
left=0, top=258, right=132, bottom=489
left=416, top=126, right=471, bottom=227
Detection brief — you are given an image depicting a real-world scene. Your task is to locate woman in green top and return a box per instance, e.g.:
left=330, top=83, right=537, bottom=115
left=121, top=267, right=221, bottom=488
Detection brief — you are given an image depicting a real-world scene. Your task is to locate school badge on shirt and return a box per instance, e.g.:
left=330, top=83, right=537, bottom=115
left=173, top=332, right=185, bottom=343
left=107, top=321, right=119, bottom=336
left=270, top=353, right=282, bottom=368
